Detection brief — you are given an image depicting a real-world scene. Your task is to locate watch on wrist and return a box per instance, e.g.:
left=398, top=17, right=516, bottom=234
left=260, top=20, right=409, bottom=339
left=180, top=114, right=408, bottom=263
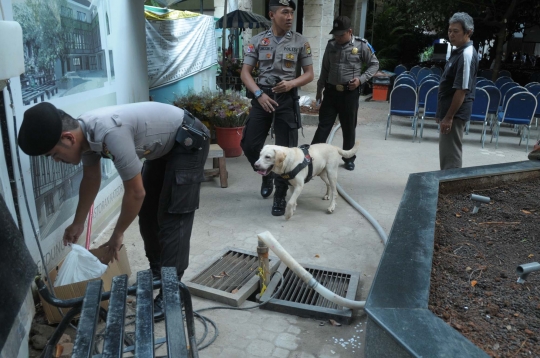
left=254, top=89, right=263, bottom=99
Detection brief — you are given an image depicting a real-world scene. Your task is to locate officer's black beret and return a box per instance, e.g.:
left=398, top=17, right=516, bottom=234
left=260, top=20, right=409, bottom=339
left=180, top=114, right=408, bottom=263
left=18, top=102, right=63, bottom=156
left=330, top=16, right=352, bottom=35
left=269, top=0, right=296, bottom=11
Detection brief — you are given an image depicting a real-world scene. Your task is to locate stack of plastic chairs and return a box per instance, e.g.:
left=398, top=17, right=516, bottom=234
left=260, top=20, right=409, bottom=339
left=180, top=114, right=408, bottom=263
left=465, top=87, right=490, bottom=147
left=418, top=86, right=439, bottom=142
left=491, top=91, right=538, bottom=151
left=385, top=84, right=418, bottom=141
left=394, top=64, right=407, bottom=76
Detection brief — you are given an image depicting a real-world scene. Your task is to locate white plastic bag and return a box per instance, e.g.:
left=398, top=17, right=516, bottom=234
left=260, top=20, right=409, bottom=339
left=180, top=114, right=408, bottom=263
left=54, top=244, right=108, bottom=287
left=299, top=95, right=311, bottom=106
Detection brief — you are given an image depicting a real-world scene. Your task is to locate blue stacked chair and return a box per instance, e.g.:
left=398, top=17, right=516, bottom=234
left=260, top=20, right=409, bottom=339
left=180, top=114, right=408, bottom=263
left=418, top=86, right=439, bottom=142
left=465, top=87, right=490, bottom=147
left=501, top=86, right=528, bottom=111
left=498, top=70, right=512, bottom=78
left=477, top=79, right=495, bottom=88
left=417, top=80, right=438, bottom=112
left=525, top=82, right=540, bottom=90
left=482, top=85, right=502, bottom=132
left=394, top=64, right=407, bottom=76
left=499, top=82, right=519, bottom=105
left=495, top=76, right=513, bottom=89
left=416, top=68, right=433, bottom=85
left=492, top=92, right=538, bottom=151
left=430, top=66, right=442, bottom=76
left=394, top=76, right=416, bottom=90
left=385, top=84, right=418, bottom=141
left=410, top=65, right=422, bottom=79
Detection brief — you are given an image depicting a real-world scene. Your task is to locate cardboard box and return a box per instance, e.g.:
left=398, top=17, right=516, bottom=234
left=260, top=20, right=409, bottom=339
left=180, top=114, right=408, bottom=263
left=39, top=245, right=131, bottom=324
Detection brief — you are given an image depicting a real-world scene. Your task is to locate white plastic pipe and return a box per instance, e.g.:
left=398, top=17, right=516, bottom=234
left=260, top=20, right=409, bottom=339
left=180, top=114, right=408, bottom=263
left=329, top=124, right=388, bottom=245
left=258, top=231, right=366, bottom=309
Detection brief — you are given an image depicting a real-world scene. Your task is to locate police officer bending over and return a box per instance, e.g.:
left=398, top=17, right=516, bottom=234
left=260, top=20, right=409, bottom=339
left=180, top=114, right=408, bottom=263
left=240, top=0, right=314, bottom=216
left=312, top=16, right=379, bottom=171
left=18, top=101, right=210, bottom=320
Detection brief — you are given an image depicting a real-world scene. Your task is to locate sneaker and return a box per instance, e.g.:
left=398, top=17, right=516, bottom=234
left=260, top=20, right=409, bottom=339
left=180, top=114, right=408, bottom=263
left=261, top=174, right=274, bottom=198
left=272, top=196, right=286, bottom=216
left=154, top=292, right=165, bottom=321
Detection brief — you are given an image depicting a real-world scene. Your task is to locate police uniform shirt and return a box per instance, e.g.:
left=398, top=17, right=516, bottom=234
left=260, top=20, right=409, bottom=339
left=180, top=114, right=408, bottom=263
left=317, top=36, right=379, bottom=91
left=79, top=102, right=184, bottom=181
left=436, top=41, right=478, bottom=121
left=243, top=29, right=313, bottom=86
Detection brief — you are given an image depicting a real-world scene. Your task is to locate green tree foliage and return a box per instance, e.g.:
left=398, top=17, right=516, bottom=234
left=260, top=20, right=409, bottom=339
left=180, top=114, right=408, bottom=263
left=368, top=3, right=436, bottom=70
left=13, top=0, right=69, bottom=76
left=385, top=0, right=540, bottom=78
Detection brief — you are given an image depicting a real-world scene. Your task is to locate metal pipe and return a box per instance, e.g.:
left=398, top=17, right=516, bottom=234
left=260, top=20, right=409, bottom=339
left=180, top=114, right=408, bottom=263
left=470, top=194, right=491, bottom=214
left=516, top=262, right=540, bottom=283
left=257, top=238, right=270, bottom=291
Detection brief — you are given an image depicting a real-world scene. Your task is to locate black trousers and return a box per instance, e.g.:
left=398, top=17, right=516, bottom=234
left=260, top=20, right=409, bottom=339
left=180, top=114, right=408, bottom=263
left=241, top=90, right=298, bottom=191
left=311, top=86, right=359, bottom=163
left=138, top=138, right=209, bottom=280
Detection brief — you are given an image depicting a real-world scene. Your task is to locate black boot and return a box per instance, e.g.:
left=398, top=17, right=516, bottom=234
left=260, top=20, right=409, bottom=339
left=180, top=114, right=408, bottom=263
left=149, top=262, right=162, bottom=283
left=272, top=187, right=287, bottom=216
left=343, top=155, right=356, bottom=171
left=261, top=173, right=274, bottom=198
left=154, top=290, right=164, bottom=321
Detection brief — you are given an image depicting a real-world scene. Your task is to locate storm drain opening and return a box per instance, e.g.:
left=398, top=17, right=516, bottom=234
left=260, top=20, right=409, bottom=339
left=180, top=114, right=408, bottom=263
left=185, top=247, right=279, bottom=307
left=259, top=262, right=360, bottom=325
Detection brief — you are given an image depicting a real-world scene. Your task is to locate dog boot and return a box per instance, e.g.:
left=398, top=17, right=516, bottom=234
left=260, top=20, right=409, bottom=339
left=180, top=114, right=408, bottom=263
left=272, top=187, right=287, bottom=216
left=261, top=173, right=274, bottom=198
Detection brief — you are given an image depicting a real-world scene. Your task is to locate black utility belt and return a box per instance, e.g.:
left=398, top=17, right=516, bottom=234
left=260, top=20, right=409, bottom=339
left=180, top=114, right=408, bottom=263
left=326, top=83, right=357, bottom=92
left=259, top=86, right=291, bottom=96
left=175, top=110, right=210, bottom=152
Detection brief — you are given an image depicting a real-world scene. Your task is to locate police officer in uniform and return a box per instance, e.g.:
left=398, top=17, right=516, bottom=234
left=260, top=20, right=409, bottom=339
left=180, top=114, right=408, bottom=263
left=18, top=101, right=210, bottom=320
left=240, top=0, right=314, bottom=216
left=312, top=16, right=379, bottom=171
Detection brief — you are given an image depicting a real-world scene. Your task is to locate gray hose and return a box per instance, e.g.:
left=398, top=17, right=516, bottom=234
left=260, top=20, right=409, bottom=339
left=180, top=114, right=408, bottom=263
left=328, top=123, right=388, bottom=245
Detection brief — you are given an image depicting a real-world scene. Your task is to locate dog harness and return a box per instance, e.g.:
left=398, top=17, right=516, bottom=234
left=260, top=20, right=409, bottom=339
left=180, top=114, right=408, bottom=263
left=280, top=144, right=313, bottom=183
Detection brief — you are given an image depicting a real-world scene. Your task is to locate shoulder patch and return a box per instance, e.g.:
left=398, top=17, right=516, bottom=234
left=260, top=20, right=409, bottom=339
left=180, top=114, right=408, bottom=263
left=246, top=44, right=255, bottom=53
left=304, top=42, right=312, bottom=56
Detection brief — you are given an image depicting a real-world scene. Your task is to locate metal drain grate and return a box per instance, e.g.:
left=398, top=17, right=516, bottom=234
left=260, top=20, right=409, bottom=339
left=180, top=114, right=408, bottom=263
left=259, top=262, right=360, bottom=324
left=185, top=247, right=279, bottom=307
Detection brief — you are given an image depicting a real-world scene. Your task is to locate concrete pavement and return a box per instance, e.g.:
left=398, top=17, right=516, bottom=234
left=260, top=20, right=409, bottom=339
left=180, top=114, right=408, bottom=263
left=94, top=95, right=537, bottom=357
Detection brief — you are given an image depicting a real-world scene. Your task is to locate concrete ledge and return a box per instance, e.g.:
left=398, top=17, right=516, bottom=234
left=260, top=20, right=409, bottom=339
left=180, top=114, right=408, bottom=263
left=365, top=160, right=540, bottom=357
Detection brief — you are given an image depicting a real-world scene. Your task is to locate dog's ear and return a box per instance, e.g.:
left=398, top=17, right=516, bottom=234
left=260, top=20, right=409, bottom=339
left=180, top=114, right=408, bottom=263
left=275, top=150, right=286, bottom=167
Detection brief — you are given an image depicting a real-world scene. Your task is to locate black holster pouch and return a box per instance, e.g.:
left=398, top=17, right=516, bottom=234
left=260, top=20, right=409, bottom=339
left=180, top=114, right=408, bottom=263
left=291, top=87, right=303, bottom=136
left=175, top=110, right=210, bottom=152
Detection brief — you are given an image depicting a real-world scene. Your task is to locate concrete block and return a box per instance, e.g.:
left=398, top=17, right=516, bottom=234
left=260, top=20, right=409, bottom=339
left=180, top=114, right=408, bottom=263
left=246, top=339, right=275, bottom=357
left=274, top=332, right=299, bottom=350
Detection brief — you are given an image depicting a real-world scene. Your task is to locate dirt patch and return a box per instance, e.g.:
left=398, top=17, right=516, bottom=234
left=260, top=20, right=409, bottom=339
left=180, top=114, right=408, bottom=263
left=429, top=177, right=540, bottom=357
left=300, top=100, right=319, bottom=115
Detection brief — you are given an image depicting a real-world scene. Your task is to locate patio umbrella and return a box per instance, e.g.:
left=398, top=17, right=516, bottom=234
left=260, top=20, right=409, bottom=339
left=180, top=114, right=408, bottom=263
left=215, top=10, right=271, bottom=30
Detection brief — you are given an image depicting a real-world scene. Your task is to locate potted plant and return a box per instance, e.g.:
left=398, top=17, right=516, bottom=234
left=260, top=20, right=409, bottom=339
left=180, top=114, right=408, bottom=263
left=209, top=91, right=250, bottom=158
left=173, top=90, right=251, bottom=157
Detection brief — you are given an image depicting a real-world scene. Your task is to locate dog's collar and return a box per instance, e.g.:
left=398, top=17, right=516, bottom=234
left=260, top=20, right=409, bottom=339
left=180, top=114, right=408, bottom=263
left=280, top=144, right=313, bottom=183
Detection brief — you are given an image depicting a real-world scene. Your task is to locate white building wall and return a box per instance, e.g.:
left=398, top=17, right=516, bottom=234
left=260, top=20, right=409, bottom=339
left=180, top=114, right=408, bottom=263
left=303, top=0, right=335, bottom=92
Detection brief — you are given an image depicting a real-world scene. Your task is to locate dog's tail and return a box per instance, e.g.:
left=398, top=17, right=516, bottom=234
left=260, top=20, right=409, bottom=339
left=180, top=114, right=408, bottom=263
left=337, top=140, right=360, bottom=158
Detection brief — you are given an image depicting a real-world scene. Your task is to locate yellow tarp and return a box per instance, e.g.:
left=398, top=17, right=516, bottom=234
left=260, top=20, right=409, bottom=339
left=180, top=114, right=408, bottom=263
left=144, top=9, right=201, bottom=21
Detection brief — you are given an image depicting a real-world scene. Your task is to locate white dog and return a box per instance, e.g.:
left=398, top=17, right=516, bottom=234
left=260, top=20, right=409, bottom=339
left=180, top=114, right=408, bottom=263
left=254, top=141, right=360, bottom=220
